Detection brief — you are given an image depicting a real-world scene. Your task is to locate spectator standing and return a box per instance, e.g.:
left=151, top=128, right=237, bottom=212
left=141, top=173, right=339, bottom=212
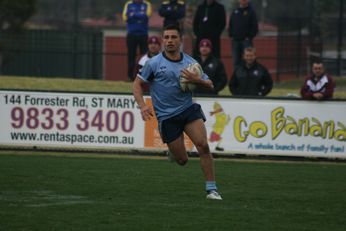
left=122, top=0, right=152, bottom=81
left=193, top=0, right=226, bottom=58
left=228, top=0, right=258, bottom=68
left=300, top=62, right=335, bottom=100
left=158, top=0, right=186, bottom=31
left=137, top=35, right=161, bottom=93
left=194, top=39, right=227, bottom=95
left=229, top=47, right=273, bottom=96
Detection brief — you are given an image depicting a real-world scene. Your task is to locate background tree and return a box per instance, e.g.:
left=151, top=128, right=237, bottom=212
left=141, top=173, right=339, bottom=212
left=0, top=0, right=36, bottom=31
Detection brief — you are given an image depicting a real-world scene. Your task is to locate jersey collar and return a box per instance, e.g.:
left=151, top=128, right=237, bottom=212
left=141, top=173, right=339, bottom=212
left=163, top=51, right=183, bottom=62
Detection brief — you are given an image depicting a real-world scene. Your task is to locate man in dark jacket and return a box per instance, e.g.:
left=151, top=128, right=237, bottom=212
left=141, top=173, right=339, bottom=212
left=228, top=0, right=258, bottom=68
left=300, top=61, right=335, bottom=100
left=159, top=0, right=185, bottom=31
left=193, top=0, right=226, bottom=58
left=229, top=47, right=272, bottom=96
left=194, top=39, right=227, bottom=95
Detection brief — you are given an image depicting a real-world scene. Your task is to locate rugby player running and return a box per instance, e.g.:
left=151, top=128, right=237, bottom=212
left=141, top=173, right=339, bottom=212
left=133, top=24, right=222, bottom=200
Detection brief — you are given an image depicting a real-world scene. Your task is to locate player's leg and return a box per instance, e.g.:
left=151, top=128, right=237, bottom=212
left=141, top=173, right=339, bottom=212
left=184, top=119, right=214, bottom=181
left=159, top=117, right=188, bottom=165
left=167, top=135, right=188, bottom=166
left=184, top=119, right=222, bottom=200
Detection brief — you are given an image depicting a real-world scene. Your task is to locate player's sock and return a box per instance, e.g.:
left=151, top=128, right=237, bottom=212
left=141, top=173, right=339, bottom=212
left=205, top=181, right=217, bottom=192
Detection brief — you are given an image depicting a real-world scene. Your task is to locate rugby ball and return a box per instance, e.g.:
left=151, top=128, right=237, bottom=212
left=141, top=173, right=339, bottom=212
left=179, top=63, right=203, bottom=92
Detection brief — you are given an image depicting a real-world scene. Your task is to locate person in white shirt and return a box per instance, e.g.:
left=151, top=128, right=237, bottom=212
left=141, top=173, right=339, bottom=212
left=137, top=36, right=161, bottom=93
left=137, top=35, right=161, bottom=75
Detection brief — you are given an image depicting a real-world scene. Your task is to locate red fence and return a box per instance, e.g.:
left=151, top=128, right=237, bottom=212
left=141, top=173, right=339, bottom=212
left=104, top=36, right=284, bottom=82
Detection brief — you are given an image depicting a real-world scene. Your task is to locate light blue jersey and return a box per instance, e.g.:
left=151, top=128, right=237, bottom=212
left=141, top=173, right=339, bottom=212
left=138, top=52, right=209, bottom=122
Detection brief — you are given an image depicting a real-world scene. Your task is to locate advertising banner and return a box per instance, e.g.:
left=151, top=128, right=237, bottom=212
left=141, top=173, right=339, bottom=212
left=0, top=90, right=144, bottom=148
left=197, top=97, right=346, bottom=158
left=1, top=90, right=345, bottom=159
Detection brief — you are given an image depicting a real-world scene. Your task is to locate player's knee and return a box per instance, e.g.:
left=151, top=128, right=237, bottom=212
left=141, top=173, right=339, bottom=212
left=195, top=141, right=210, bottom=154
left=177, top=158, right=188, bottom=166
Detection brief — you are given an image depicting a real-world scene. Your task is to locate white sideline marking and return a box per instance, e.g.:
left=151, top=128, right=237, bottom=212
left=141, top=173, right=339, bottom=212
left=0, top=190, right=93, bottom=207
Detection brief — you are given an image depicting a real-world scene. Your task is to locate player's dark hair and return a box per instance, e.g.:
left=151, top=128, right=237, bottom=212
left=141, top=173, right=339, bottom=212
left=312, top=59, right=323, bottom=65
left=163, top=24, right=182, bottom=37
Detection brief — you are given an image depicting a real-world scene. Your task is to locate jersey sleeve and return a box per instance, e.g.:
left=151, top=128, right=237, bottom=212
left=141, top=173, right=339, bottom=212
left=137, top=60, right=153, bottom=83
left=201, top=72, right=209, bottom=81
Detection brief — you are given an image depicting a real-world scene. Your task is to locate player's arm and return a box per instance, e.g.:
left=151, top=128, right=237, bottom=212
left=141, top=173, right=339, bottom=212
left=196, top=78, right=213, bottom=90
left=132, top=77, right=153, bottom=121
left=181, top=69, right=214, bottom=90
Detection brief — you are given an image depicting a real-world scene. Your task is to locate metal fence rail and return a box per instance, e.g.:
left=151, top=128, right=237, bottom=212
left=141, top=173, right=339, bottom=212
left=0, top=17, right=345, bottom=80
left=0, top=30, right=103, bottom=79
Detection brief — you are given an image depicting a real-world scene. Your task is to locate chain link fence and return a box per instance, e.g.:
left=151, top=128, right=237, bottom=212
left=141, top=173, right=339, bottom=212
left=0, top=0, right=345, bottom=80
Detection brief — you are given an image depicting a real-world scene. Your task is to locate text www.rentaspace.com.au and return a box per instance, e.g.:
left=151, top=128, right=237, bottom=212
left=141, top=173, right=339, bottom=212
left=10, top=132, right=134, bottom=145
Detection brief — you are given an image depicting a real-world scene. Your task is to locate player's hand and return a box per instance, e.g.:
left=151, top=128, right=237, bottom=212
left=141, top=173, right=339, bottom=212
left=180, top=69, right=199, bottom=83
left=140, top=105, right=154, bottom=121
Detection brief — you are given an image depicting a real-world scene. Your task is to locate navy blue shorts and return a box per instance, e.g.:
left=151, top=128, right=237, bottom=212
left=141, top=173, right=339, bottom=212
left=158, top=103, right=206, bottom=144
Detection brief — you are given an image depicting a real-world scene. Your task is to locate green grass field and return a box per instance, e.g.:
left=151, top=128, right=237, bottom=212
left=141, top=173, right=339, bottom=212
left=1, top=152, right=346, bottom=231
